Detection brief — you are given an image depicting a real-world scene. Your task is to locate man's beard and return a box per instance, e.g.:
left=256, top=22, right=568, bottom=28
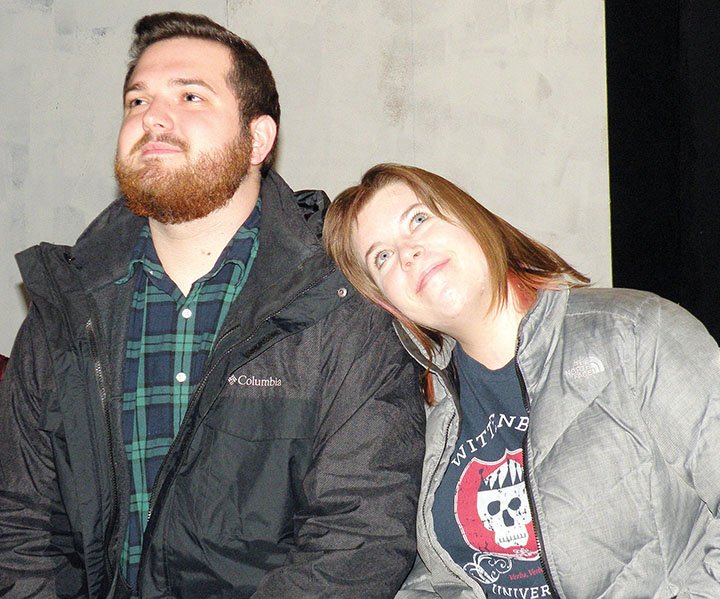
left=114, top=130, right=253, bottom=224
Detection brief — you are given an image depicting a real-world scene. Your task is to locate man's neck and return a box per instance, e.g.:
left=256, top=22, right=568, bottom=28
left=149, top=175, right=261, bottom=296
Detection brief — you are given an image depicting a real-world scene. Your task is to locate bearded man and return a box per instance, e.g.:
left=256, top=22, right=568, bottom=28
left=0, top=13, right=424, bottom=599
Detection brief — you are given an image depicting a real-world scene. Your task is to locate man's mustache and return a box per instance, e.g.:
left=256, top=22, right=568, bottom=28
left=131, top=133, right=190, bottom=155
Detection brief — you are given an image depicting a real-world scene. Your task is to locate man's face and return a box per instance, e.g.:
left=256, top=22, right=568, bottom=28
left=115, top=36, right=252, bottom=224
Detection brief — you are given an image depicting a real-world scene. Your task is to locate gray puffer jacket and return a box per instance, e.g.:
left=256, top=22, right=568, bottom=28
left=396, top=287, right=720, bottom=598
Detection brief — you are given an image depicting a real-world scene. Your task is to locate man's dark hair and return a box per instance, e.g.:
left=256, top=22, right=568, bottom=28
left=124, top=12, right=280, bottom=173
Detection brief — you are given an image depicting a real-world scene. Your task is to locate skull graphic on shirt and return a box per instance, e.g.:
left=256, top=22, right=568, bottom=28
left=455, top=449, right=538, bottom=560
left=475, top=461, right=531, bottom=548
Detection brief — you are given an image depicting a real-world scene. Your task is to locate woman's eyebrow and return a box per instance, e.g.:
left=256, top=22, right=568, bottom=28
left=362, top=202, right=425, bottom=263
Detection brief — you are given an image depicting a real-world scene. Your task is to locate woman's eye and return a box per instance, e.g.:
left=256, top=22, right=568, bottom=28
left=184, top=93, right=202, bottom=102
left=374, top=250, right=392, bottom=269
left=411, top=212, right=429, bottom=226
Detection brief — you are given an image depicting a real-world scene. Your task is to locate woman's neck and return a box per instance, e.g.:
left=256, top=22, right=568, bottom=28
left=454, top=292, right=526, bottom=370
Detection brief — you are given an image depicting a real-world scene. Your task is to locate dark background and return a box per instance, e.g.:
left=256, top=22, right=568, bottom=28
left=606, top=1, right=720, bottom=340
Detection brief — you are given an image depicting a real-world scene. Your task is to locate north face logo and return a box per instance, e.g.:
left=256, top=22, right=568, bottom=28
left=564, top=356, right=605, bottom=380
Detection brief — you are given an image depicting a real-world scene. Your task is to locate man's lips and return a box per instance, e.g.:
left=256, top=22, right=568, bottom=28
left=140, top=141, right=184, bottom=156
left=130, top=133, right=189, bottom=156
left=416, top=259, right=449, bottom=294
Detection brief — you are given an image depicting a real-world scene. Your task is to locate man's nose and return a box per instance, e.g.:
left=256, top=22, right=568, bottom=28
left=142, top=99, right=174, bottom=132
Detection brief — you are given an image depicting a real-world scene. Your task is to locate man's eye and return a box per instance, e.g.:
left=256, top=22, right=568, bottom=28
left=127, top=97, right=145, bottom=108
left=184, top=93, right=202, bottom=102
left=374, top=250, right=392, bottom=269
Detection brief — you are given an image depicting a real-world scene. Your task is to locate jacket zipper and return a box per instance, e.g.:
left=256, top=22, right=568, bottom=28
left=47, top=250, right=122, bottom=589
left=422, top=414, right=464, bottom=572
left=137, top=267, right=337, bottom=594
left=398, top=340, right=488, bottom=593
left=420, top=369, right=489, bottom=595
left=516, top=360, right=562, bottom=598
left=86, top=318, right=121, bottom=585
left=144, top=266, right=336, bottom=522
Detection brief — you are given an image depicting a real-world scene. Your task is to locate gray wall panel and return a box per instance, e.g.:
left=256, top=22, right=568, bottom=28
left=0, top=1, right=609, bottom=354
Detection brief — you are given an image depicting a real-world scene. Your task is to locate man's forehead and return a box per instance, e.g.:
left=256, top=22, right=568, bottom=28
left=128, top=37, right=233, bottom=86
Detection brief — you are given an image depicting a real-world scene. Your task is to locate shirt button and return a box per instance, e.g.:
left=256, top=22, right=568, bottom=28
left=176, top=372, right=187, bottom=383
left=337, top=287, right=347, bottom=298
left=181, top=308, right=193, bottom=319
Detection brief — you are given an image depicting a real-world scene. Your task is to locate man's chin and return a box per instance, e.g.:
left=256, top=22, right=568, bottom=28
left=115, top=132, right=252, bottom=224
left=137, top=160, right=184, bottom=179
left=125, top=193, right=234, bottom=225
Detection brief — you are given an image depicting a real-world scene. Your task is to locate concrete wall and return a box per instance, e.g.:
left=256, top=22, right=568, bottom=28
left=0, top=1, right=610, bottom=355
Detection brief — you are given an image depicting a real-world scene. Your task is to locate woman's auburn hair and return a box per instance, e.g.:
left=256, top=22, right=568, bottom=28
left=323, top=163, right=589, bottom=403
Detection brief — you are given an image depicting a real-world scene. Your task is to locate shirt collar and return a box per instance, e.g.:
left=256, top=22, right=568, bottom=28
left=205, top=198, right=261, bottom=278
left=116, top=224, right=158, bottom=285
left=115, top=198, right=261, bottom=286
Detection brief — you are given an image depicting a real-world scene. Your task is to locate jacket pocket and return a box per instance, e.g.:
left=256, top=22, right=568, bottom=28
left=203, top=390, right=315, bottom=441
left=171, top=394, right=315, bottom=565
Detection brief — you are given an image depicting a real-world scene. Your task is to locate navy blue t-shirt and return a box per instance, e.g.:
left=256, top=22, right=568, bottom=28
left=432, top=346, right=551, bottom=597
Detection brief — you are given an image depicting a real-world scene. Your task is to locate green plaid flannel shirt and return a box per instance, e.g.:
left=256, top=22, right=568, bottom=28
left=116, top=202, right=260, bottom=591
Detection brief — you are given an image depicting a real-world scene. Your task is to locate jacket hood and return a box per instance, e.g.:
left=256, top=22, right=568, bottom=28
left=16, top=170, right=331, bottom=302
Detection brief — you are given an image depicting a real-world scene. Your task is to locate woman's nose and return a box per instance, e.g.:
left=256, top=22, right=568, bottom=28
left=400, top=244, right=423, bottom=269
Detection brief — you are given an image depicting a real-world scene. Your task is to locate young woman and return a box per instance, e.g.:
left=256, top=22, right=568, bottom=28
left=324, top=163, right=720, bottom=598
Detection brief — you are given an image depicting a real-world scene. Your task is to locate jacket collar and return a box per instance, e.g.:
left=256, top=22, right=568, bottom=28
left=393, top=287, right=570, bottom=377
left=16, top=169, right=334, bottom=327
left=515, top=287, right=569, bottom=394
left=57, top=169, right=329, bottom=292
left=210, top=170, right=340, bottom=340
left=244, top=169, right=330, bottom=288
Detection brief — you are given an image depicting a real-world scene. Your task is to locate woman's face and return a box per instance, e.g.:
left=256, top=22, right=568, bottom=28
left=353, top=182, right=494, bottom=336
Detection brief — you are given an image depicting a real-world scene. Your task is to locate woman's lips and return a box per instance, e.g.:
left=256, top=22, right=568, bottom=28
left=416, top=259, right=449, bottom=293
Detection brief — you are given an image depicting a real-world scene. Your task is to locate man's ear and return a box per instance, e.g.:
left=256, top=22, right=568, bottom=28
left=248, top=115, right=277, bottom=166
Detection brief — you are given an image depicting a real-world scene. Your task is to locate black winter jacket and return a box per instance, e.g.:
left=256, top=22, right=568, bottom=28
left=0, top=171, right=425, bottom=598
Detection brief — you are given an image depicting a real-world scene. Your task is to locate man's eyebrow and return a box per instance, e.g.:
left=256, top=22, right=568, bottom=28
left=170, top=78, right=218, bottom=94
left=123, top=78, right=218, bottom=96
left=124, top=81, right=145, bottom=96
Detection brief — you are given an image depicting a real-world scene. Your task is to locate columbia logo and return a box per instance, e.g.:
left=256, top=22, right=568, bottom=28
left=228, top=374, right=283, bottom=387
left=565, top=356, right=605, bottom=380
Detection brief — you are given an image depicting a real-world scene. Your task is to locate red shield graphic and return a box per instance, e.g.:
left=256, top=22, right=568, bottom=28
left=454, top=448, right=538, bottom=560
